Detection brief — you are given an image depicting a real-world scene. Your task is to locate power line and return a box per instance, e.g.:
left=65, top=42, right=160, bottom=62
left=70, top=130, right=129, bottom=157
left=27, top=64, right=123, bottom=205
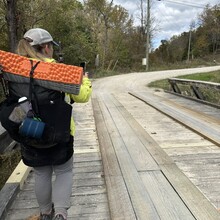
left=157, top=0, right=206, bottom=9
left=152, top=0, right=201, bottom=48
left=152, top=1, right=197, bottom=37
left=154, top=0, right=206, bottom=32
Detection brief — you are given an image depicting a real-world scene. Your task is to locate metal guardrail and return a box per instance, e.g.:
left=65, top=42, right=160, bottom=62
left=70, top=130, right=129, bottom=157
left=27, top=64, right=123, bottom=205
left=168, top=78, right=220, bottom=108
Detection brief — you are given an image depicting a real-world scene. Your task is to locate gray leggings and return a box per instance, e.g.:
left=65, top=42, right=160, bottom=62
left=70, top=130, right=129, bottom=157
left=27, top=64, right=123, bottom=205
left=34, top=156, right=73, bottom=216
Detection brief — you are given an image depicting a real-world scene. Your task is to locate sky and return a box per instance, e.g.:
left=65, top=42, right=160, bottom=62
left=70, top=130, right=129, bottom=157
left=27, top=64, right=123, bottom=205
left=113, top=0, right=220, bottom=49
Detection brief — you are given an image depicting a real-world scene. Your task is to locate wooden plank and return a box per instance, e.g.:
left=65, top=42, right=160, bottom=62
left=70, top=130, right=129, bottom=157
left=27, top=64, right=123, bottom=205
left=63, top=202, right=110, bottom=216
left=140, top=171, right=195, bottom=220
left=92, top=98, right=125, bottom=177
left=73, top=160, right=102, bottom=168
left=6, top=207, right=39, bottom=220
left=164, top=145, right=220, bottom=156
left=68, top=212, right=110, bottom=220
left=8, top=212, right=110, bottom=220
left=130, top=91, right=220, bottom=146
left=104, top=176, right=137, bottom=220
left=7, top=203, right=110, bottom=220
left=22, top=169, right=104, bottom=186
left=160, top=92, right=220, bottom=120
left=23, top=178, right=105, bottom=191
left=161, top=163, right=220, bottom=220
left=96, top=95, right=160, bottom=219
left=92, top=97, right=136, bottom=219
left=0, top=183, right=19, bottom=220
left=110, top=94, right=174, bottom=165
left=74, top=152, right=101, bottom=163
left=6, top=160, right=32, bottom=189
left=73, top=165, right=103, bottom=174
left=73, top=172, right=104, bottom=180
left=102, top=94, right=159, bottom=171
left=161, top=142, right=216, bottom=148
left=0, top=161, right=32, bottom=220
left=10, top=193, right=108, bottom=209
left=18, top=184, right=107, bottom=199
left=74, top=148, right=99, bottom=154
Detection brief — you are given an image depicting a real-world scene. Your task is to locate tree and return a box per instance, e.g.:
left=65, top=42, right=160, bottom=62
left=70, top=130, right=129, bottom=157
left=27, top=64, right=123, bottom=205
left=193, top=27, right=209, bottom=57
left=0, top=1, right=8, bottom=50
left=199, top=4, right=220, bottom=54
left=135, top=0, right=158, bottom=69
left=4, top=0, right=18, bottom=52
left=39, top=0, right=96, bottom=66
left=151, top=3, right=220, bottom=65
left=85, top=0, right=114, bottom=69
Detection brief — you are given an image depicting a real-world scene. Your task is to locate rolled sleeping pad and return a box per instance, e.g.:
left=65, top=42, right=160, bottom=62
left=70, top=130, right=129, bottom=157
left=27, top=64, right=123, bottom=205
left=0, top=50, right=83, bottom=94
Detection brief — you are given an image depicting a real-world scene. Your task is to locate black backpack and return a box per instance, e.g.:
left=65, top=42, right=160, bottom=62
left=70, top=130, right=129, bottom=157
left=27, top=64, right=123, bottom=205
left=0, top=61, right=72, bottom=148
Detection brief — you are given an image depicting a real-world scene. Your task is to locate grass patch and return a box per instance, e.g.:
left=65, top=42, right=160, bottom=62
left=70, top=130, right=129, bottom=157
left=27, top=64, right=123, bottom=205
left=92, top=70, right=125, bottom=78
left=0, top=149, right=21, bottom=190
left=148, top=70, right=220, bottom=105
left=148, top=70, right=220, bottom=90
left=178, top=71, right=220, bottom=82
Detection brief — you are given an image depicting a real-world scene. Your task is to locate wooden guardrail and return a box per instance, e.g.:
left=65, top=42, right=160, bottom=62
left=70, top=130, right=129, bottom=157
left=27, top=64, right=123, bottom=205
left=168, top=78, right=220, bottom=108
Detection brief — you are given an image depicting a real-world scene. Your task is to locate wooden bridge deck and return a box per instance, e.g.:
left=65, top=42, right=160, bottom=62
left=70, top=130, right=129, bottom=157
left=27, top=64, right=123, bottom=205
left=2, top=90, right=220, bottom=220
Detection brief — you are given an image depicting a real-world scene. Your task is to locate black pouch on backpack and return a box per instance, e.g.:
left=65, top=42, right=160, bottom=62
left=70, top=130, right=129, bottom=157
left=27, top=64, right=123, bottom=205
left=39, top=99, right=72, bottom=143
left=21, top=98, right=72, bottom=148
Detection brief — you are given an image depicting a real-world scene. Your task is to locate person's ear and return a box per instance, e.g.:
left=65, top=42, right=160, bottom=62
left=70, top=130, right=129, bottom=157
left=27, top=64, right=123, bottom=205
left=44, top=44, right=50, bottom=54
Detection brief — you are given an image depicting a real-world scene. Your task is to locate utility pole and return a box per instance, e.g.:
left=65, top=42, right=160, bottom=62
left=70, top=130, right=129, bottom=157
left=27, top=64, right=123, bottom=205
left=187, top=21, right=195, bottom=62
left=146, top=0, right=150, bottom=71
left=187, top=29, right=192, bottom=62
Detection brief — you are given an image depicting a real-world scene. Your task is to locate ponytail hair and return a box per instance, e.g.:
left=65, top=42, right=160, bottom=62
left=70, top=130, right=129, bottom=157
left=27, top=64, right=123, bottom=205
left=16, top=39, right=47, bottom=61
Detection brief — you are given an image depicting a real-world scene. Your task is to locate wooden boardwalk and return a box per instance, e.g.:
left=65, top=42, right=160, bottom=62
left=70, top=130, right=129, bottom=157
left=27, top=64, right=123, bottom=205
left=2, top=89, right=220, bottom=219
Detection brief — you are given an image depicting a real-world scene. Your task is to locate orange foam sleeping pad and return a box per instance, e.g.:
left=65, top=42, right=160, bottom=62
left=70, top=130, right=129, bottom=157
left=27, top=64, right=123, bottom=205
left=0, top=50, right=83, bottom=94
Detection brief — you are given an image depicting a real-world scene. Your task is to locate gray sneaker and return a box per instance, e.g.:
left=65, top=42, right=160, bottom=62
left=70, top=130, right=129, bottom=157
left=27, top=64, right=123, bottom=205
left=40, top=204, right=54, bottom=220
left=53, top=214, right=65, bottom=220
left=40, top=213, right=52, bottom=220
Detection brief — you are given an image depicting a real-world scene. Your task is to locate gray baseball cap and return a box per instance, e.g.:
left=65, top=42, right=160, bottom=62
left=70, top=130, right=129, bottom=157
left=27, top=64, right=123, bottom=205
left=24, top=28, right=59, bottom=46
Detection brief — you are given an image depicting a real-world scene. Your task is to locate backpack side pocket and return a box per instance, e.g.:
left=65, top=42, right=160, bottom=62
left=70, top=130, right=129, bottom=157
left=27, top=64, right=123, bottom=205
left=0, top=98, right=22, bottom=142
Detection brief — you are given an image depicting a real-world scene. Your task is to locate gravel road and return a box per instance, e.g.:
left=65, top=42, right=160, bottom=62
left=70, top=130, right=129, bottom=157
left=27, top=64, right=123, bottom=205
left=92, top=66, right=220, bottom=93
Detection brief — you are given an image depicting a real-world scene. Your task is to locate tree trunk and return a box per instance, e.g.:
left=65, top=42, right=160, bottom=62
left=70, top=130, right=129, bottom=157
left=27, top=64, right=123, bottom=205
left=5, top=0, right=18, bottom=52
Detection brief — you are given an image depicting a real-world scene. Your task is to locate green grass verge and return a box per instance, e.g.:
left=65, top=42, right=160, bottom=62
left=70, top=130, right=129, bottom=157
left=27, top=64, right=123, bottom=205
left=148, top=70, right=220, bottom=90
left=148, top=70, right=220, bottom=105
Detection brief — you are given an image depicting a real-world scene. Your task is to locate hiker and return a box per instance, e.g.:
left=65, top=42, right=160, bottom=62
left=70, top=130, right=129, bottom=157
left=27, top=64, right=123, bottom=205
left=11, top=28, right=92, bottom=220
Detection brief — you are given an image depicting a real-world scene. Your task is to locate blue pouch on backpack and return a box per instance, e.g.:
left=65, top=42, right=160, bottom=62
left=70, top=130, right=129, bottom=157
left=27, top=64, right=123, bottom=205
left=19, top=117, right=45, bottom=139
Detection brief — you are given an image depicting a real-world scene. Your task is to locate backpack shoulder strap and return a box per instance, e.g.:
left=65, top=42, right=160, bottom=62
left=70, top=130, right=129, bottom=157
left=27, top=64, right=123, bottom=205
left=0, top=65, right=9, bottom=98
left=29, top=60, right=40, bottom=116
